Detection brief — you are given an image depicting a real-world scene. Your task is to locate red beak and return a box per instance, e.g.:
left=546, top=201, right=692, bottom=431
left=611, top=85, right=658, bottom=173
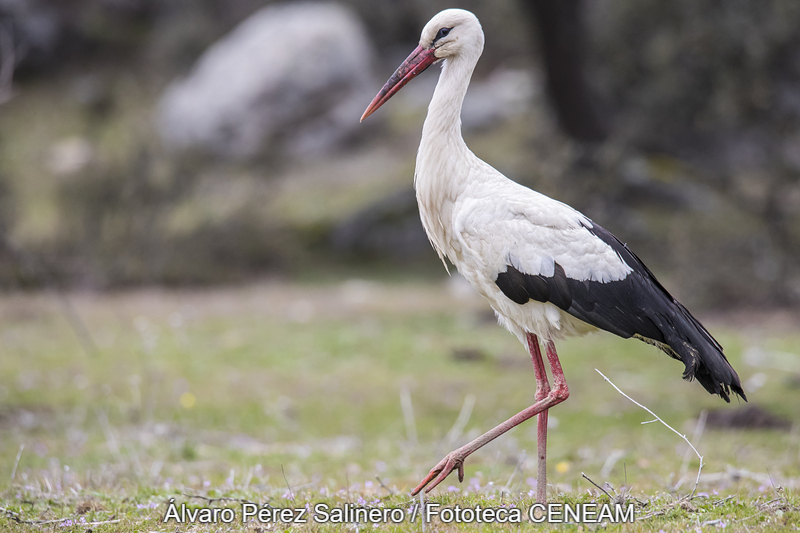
left=360, top=45, right=438, bottom=122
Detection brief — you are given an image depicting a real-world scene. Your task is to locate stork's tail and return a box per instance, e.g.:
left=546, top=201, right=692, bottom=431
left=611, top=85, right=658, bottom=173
left=655, top=302, right=746, bottom=403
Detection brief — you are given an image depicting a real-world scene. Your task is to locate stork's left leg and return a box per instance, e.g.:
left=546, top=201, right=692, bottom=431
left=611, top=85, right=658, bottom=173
left=411, top=336, right=569, bottom=498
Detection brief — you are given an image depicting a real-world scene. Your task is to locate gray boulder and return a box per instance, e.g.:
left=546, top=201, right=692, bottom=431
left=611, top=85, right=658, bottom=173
left=156, top=2, right=374, bottom=159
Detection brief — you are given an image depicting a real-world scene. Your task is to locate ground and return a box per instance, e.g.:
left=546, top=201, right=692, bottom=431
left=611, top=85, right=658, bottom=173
left=0, top=279, right=799, bottom=531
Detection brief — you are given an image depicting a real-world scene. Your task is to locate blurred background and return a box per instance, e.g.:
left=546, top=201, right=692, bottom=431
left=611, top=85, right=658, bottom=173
left=0, top=0, right=799, bottom=308
left=1, top=2, right=800, bottom=521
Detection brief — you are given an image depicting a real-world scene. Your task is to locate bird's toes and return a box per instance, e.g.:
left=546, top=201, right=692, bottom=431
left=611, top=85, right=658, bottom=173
left=412, top=450, right=470, bottom=495
left=427, top=466, right=453, bottom=493
left=411, top=463, right=445, bottom=496
left=424, top=454, right=465, bottom=493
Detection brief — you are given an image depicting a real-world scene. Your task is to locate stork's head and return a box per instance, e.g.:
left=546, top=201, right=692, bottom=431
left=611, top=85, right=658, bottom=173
left=419, top=9, right=484, bottom=61
left=360, top=9, right=483, bottom=121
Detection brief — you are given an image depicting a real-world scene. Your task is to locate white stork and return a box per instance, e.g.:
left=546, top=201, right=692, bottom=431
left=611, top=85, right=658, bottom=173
left=360, top=8, right=746, bottom=503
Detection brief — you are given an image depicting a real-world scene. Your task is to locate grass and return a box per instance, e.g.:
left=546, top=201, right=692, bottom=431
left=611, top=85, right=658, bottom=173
left=0, top=279, right=799, bottom=531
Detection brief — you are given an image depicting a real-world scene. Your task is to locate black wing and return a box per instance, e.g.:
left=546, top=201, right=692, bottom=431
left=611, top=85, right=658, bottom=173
left=495, top=220, right=746, bottom=402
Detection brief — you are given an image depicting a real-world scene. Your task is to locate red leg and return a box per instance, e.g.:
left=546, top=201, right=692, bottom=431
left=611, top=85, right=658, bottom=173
left=537, top=406, right=548, bottom=502
left=527, top=333, right=551, bottom=401
left=527, top=333, right=551, bottom=503
left=411, top=334, right=569, bottom=499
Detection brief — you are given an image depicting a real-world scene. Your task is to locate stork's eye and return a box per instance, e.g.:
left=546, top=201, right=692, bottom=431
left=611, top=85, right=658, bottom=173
left=434, top=27, right=452, bottom=42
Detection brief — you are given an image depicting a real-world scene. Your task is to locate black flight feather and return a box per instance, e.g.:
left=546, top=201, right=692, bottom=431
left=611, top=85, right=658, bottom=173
left=495, top=220, right=746, bottom=403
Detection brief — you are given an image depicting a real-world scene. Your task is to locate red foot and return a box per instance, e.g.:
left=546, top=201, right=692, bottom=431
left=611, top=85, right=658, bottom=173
left=410, top=449, right=467, bottom=496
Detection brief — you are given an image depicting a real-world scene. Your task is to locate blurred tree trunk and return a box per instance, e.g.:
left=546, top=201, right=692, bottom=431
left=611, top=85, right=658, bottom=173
left=520, top=0, right=608, bottom=142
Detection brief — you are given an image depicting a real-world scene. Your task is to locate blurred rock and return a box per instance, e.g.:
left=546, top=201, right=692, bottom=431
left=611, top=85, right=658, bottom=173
left=156, top=2, right=375, bottom=160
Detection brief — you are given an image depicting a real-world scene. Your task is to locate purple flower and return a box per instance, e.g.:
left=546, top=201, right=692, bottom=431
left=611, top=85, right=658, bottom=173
left=136, top=502, right=159, bottom=509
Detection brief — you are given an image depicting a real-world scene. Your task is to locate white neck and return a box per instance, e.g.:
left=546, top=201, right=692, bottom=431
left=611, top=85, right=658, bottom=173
left=417, top=56, right=475, bottom=173
left=414, top=53, right=481, bottom=264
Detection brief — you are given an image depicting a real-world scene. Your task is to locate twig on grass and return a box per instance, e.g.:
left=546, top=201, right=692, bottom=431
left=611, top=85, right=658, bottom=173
left=0, top=507, right=23, bottom=525
left=638, top=509, right=666, bottom=520
left=595, top=369, right=705, bottom=499
left=713, top=495, right=735, bottom=506
left=375, top=475, right=396, bottom=496
left=581, top=472, right=613, bottom=501
left=83, top=518, right=123, bottom=526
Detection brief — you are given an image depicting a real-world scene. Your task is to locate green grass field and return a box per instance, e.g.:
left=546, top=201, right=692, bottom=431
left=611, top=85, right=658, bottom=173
left=1, top=280, right=798, bottom=531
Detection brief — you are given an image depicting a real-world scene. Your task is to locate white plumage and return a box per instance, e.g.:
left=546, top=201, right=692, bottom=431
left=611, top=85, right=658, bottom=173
left=361, top=8, right=744, bottom=503
left=408, top=11, right=630, bottom=345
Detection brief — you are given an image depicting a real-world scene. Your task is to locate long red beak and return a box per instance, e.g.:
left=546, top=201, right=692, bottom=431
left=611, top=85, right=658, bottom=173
left=360, top=45, right=438, bottom=122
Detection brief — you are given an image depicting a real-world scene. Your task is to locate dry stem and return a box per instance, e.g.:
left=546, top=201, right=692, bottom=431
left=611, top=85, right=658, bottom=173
left=595, top=368, right=705, bottom=499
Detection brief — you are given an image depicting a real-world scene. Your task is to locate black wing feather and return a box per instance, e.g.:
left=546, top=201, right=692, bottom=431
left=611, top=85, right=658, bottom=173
left=495, top=220, right=746, bottom=403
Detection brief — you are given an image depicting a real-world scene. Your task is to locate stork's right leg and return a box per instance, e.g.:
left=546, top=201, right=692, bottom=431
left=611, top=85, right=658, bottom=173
left=526, top=333, right=551, bottom=504
left=411, top=334, right=569, bottom=499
